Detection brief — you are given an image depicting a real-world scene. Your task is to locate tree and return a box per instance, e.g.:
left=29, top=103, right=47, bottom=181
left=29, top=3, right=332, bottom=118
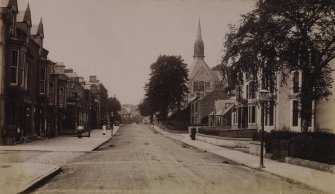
left=138, top=97, right=153, bottom=117
left=106, top=97, right=121, bottom=123
left=145, top=55, right=189, bottom=121
left=222, top=0, right=335, bottom=132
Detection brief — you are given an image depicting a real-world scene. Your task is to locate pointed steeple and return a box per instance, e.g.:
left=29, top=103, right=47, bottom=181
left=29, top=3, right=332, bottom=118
left=25, top=3, right=31, bottom=26
left=193, top=19, right=205, bottom=59
left=37, top=17, right=44, bottom=38
left=196, top=19, right=202, bottom=42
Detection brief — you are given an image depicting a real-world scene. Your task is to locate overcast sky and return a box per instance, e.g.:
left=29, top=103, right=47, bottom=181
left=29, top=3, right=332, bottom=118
left=19, top=0, right=255, bottom=105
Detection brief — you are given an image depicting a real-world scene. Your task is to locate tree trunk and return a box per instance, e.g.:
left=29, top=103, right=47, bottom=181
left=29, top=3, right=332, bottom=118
left=300, top=70, right=313, bottom=133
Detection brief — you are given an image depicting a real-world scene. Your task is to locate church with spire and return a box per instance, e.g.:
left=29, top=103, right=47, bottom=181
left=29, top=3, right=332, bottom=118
left=188, top=20, right=227, bottom=125
left=188, top=20, right=221, bottom=101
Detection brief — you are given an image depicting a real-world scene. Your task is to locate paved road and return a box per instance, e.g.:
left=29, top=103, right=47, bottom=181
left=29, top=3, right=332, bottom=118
left=31, top=124, right=321, bottom=194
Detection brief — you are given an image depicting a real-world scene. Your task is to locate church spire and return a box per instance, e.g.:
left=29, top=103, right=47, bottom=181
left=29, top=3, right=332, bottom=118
left=197, top=19, right=202, bottom=42
left=193, top=19, right=204, bottom=59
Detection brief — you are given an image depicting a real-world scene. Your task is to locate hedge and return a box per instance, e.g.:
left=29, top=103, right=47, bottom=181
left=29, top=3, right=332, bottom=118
left=265, top=131, right=335, bottom=164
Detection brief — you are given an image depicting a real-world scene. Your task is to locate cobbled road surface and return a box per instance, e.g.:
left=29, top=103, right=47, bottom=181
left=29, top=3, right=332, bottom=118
left=31, top=124, right=321, bottom=194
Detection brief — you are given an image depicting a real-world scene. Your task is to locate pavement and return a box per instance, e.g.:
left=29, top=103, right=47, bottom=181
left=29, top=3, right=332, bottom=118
left=0, top=126, right=120, bottom=194
left=152, top=125, right=335, bottom=194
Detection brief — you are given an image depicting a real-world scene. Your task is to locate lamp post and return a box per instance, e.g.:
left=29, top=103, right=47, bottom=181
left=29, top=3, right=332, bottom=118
left=88, top=106, right=91, bottom=137
left=258, top=89, right=270, bottom=168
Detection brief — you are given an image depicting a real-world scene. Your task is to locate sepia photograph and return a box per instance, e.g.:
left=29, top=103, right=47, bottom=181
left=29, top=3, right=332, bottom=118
left=0, top=0, right=334, bottom=193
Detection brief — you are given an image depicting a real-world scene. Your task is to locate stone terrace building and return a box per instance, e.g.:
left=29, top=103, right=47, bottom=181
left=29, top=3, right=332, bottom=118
left=0, top=1, right=54, bottom=144
left=0, top=0, right=111, bottom=144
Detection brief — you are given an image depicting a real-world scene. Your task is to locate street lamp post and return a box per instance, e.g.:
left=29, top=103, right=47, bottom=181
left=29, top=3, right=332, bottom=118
left=88, top=106, right=91, bottom=137
left=258, top=89, right=270, bottom=168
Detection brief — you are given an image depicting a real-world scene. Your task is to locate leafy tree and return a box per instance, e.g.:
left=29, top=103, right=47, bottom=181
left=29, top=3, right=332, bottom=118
left=222, top=0, right=335, bottom=132
left=106, top=97, right=121, bottom=123
left=145, top=55, right=189, bottom=121
left=138, top=97, right=154, bottom=117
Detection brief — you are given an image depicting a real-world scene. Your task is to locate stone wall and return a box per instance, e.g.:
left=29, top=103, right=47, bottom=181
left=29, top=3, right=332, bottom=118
left=196, top=133, right=265, bottom=156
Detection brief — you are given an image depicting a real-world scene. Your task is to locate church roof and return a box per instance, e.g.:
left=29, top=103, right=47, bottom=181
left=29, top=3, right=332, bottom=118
left=189, top=58, right=220, bottom=82
left=189, top=19, right=219, bottom=83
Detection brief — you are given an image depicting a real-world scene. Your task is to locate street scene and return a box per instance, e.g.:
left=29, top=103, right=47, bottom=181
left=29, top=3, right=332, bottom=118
left=1, top=0, right=335, bottom=194
left=29, top=124, right=321, bottom=194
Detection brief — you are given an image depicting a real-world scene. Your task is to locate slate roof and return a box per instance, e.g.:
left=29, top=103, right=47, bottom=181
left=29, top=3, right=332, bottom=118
left=189, top=58, right=220, bottom=82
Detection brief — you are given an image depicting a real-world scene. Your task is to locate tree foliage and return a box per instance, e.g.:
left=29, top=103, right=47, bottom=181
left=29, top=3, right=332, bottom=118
left=144, top=55, right=189, bottom=121
left=106, top=97, right=121, bottom=123
left=222, top=0, right=335, bottom=132
left=138, top=97, right=153, bottom=117
left=106, top=97, right=121, bottom=112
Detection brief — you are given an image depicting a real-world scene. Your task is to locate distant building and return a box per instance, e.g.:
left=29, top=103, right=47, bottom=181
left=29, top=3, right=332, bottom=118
left=119, top=107, right=131, bottom=124
left=63, top=68, right=88, bottom=134
left=85, top=75, right=108, bottom=128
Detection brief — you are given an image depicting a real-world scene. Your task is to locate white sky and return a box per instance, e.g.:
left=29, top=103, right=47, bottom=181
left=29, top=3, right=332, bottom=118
left=19, top=0, right=256, bottom=105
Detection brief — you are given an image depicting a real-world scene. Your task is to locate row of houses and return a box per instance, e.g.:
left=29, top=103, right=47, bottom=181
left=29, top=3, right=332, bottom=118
left=187, top=20, right=335, bottom=136
left=0, top=0, right=109, bottom=144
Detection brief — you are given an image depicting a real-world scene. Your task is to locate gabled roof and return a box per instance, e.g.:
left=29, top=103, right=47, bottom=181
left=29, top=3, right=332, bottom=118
left=189, top=58, right=220, bottom=82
